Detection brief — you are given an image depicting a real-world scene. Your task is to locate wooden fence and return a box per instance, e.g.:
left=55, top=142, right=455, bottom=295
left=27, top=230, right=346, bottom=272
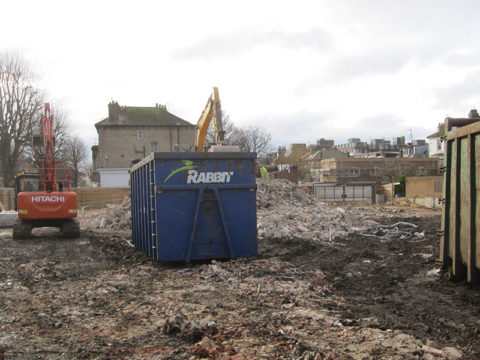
left=74, top=187, right=130, bottom=209
left=0, top=188, right=15, bottom=211
left=0, top=187, right=131, bottom=211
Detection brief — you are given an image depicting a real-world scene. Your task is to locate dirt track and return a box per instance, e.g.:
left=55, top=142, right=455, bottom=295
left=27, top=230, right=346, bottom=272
left=0, top=207, right=479, bottom=359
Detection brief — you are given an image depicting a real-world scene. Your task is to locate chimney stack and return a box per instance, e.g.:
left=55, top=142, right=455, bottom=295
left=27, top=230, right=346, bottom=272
left=108, top=101, right=120, bottom=122
left=468, top=109, right=479, bottom=119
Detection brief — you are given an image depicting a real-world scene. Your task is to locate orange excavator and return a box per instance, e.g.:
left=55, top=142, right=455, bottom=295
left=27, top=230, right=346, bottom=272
left=194, top=87, right=239, bottom=152
left=13, top=104, right=80, bottom=239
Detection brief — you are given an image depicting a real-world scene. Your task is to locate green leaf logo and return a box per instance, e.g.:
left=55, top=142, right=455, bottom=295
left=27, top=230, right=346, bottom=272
left=164, top=160, right=197, bottom=183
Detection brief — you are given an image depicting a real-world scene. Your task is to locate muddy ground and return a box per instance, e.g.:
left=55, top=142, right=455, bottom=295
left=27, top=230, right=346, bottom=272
left=0, top=207, right=479, bottom=359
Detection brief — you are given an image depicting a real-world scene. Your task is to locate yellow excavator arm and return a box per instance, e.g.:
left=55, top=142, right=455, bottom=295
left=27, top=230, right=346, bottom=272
left=195, top=87, right=225, bottom=152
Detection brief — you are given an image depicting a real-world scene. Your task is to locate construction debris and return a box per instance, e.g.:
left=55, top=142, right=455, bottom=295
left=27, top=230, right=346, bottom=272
left=257, top=179, right=421, bottom=242
left=1, top=179, right=479, bottom=359
left=0, top=210, right=17, bottom=228
left=80, top=196, right=132, bottom=231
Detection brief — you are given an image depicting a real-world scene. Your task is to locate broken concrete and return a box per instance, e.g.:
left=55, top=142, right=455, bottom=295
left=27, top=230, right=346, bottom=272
left=0, top=211, right=17, bottom=228
left=1, top=179, right=478, bottom=359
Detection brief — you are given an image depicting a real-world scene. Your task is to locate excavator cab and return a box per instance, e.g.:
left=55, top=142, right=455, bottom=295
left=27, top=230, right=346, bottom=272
left=14, top=171, right=40, bottom=210
left=15, top=172, right=40, bottom=192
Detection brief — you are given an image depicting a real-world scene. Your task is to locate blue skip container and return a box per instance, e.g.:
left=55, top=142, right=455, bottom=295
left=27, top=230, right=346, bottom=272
left=130, top=152, right=257, bottom=262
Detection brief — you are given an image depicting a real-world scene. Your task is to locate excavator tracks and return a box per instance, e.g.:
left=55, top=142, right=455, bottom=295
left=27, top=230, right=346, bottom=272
left=12, top=219, right=80, bottom=239
left=61, top=219, right=80, bottom=239
left=12, top=220, right=32, bottom=240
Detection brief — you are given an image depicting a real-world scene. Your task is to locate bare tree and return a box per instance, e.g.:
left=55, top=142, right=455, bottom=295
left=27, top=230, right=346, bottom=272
left=82, top=163, right=96, bottom=186
left=205, top=112, right=237, bottom=145
left=63, top=135, right=87, bottom=188
left=23, top=103, right=70, bottom=168
left=230, top=125, right=273, bottom=158
left=203, top=112, right=273, bottom=157
left=0, top=51, right=45, bottom=186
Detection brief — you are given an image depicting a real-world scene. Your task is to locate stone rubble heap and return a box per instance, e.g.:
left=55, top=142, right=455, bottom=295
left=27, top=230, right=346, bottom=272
left=82, top=196, right=132, bottom=231
left=0, top=210, right=17, bottom=228
left=84, top=179, right=421, bottom=243
left=3, top=180, right=472, bottom=359
left=256, top=179, right=418, bottom=242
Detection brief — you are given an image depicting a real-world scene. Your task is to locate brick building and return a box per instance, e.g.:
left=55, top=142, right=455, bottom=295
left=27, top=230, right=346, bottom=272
left=319, top=157, right=441, bottom=184
left=335, top=138, right=369, bottom=157
left=92, top=101, right=195, bottom=186
left=315, top=138, right=334, bottom=150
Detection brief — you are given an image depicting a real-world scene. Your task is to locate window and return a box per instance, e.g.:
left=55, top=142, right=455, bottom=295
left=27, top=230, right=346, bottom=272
left=151, top=141, right=158, bottom=153
left=137, top=130, right=143, bottom=139
left=437, top=140, right=442, bottom=151
left=369, top=167, right=382, bottom=176
left=417, top=167, right=428, bottom=176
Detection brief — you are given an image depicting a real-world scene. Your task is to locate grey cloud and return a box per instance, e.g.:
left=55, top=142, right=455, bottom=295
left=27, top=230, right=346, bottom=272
left=295, top=48, right=412, bottom=96
left=172, top=27, right=332, bottom=60
left=297, top=41, right=478, bottom=95
left=248, top=111, right=434, bottom=147
left=354, top=114, right=432, bottom=141
left=434, top=69, right=480, bottom=109
left=245, top=111, right=332, bottom=145
left=318, top=36, right=478, bottom=86
left=326, top=50, right=410, bottom=82
left=441, top=50, right=480, bottom=69
left=297, top=1, right=480, bottom=90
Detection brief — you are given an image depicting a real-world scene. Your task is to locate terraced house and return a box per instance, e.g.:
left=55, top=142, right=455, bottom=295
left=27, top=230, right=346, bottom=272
left=92, top=101, right=195, bottom=186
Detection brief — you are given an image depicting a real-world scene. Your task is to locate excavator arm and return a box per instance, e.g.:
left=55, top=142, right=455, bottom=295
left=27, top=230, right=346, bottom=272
left=41, top=103, right=57, bottom=191
left=195, top=87, right=225, bottom=152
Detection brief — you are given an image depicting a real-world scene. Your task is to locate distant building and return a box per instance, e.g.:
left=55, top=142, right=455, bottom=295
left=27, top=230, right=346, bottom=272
left=335, top=138, right=369, bottom=157
left=319, top=157, right=440, bottom=184
left=427, top=124, right=445, bottom=159
left=289, top=143, right=308, bottom=155
left=92, top=101, right=195, bottom=186
left=392, top=136, right=406, bottom=147
left=334, top=133, right=432, bottom=158
left=301, top=148, right=349, bottom=182
left=402, top=140, right=428, bottom=158
left=281, top=143, right=309, bottom=162
left=315, top=138, right=334, bottom=150
left=412, top=139, right=426, bottom=146
left=370, top=138, right=385, bottom=150
left=427, top=109, right=480, bottom=159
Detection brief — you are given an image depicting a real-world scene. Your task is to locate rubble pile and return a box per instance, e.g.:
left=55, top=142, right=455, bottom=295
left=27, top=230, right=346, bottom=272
left=256, top=179, right=314, bottom=207
left=81, top=196, right=132, bottom=231
left=2, top=222, right=473, bottom=359
left=1, top=176, right=478, bottom=359
left=257, top=179, right=419, bottom=242
left=84, top=179, right=422, bottom=244
left=0, top=210, right=17, bottom=228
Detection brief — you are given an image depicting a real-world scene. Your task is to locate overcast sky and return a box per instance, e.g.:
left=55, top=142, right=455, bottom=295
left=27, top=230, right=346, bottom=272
left=2, top=0, right=479, bottom=150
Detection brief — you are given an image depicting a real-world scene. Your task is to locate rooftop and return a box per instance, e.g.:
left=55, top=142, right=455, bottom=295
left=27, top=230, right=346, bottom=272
left=95, top=102, right=194, bottom=128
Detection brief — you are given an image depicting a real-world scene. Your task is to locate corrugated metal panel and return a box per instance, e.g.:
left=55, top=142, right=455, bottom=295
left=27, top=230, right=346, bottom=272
left=440, top=120, right=480, bottom=282
left=130, top=152, right=257, bottom=262
left=313, top=184, right=374, bottom=204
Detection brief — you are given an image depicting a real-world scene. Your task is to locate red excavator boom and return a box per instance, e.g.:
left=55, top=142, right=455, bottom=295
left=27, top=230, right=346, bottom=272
left=41, top=103, right=56, bottom=192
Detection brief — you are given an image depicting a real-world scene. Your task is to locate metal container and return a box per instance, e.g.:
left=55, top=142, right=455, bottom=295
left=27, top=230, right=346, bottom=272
left=130, top=152, right=257, bottom=262
left=440, top=118, right=480, bottom=282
